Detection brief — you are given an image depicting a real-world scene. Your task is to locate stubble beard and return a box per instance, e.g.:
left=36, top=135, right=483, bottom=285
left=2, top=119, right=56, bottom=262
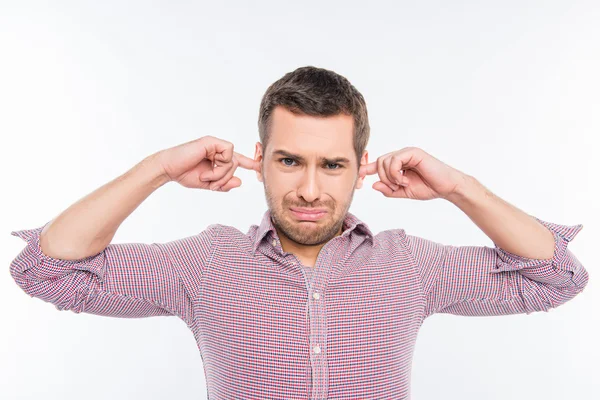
left=263, top=182, right=355, bottom=246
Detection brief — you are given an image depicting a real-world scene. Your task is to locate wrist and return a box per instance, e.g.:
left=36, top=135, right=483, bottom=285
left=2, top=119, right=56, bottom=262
left=444, top=174, right=481, bottom=206
left=138, top=152, right=171, bottom=189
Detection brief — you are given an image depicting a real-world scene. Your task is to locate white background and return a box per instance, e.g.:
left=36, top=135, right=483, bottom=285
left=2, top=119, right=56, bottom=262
left=1, top=1, right=598, bottom=399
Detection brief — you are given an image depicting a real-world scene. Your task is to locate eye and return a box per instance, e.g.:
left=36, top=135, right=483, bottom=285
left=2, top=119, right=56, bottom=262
left=280, top=157, right=297, bottom=166
left=325, top=163, right=341, bottom=170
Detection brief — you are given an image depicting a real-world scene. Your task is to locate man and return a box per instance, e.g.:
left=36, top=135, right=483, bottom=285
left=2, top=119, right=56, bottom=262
left=10, top=66, right=587, bottom=399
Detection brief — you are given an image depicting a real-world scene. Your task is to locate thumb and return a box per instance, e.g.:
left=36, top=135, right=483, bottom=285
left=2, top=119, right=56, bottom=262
left=218, top=176, right=243, bottom=192
left=373, top=181, right=408, bottom=198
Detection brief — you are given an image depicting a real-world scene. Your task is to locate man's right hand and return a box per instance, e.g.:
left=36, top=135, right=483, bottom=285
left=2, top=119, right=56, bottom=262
left=157, top=136, right=261, bottom=191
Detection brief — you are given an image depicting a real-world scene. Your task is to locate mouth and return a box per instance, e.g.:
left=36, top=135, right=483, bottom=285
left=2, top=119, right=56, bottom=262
left=289, top=207, right=328, bottom=221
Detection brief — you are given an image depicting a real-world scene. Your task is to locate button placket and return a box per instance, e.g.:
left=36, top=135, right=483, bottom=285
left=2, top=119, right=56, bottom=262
left=308, top=257, right=329, bottom=400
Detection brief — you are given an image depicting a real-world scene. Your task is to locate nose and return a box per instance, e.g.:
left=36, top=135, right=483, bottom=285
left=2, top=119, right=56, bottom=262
left=296, top=166, right=321, bottom=203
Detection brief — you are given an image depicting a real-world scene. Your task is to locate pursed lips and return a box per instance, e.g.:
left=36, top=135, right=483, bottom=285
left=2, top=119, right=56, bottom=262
left=289, top=207, right=328, bottom=221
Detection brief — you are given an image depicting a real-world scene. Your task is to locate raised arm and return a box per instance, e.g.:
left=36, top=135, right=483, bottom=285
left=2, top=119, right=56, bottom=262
left=9, top=136, right=258, bottom=325
left=360, top=146, right=588, bottom=319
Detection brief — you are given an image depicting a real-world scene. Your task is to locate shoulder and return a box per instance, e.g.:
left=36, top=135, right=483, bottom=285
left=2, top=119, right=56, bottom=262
left=204, top=223, right=260, bottom=254
left=372, top=228, right=409, bottom=248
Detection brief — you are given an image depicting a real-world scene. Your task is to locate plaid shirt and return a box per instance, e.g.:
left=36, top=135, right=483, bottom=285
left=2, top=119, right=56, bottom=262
left=10, top=210, right=587, bottom=399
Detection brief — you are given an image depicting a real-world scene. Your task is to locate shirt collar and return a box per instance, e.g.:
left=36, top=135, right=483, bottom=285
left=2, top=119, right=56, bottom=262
left=251, top=208, right=374, bottom=255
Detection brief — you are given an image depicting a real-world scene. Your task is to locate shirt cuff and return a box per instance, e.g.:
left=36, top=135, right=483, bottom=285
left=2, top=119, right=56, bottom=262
left=490, top=217, right=583, bottom=274
left=10, top=222, right=107, bottom=281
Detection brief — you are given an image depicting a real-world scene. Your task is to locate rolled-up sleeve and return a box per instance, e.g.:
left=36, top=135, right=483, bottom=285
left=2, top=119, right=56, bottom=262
left=400, top=217, right=588, bottom=319
left=9, top=221, right=221, bottom=326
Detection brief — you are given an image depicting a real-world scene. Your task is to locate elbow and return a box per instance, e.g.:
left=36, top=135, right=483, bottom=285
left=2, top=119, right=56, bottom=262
left=521, top=267, right=589, bottom=314
left=551, top=274, right=588, bottom=311
left=10, top=261, right=95, bottom=313
left=551, top=267, right=589, bottom=311
left=9, top=255, right=39, bottom=297
left=571, top=266, right=589, bottom=294
left=9, top=260, right=48, bottom=301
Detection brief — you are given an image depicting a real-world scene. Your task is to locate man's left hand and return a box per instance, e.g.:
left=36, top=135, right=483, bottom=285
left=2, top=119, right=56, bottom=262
left=359, top=147, right=469, bottom=201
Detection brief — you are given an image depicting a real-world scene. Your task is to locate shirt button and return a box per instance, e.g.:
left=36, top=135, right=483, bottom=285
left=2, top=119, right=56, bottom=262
left=312, top=292, right=320, bottom=300
left=272, top=240, right=277, bottom=247
left=313, top=345, right=321, bottom=354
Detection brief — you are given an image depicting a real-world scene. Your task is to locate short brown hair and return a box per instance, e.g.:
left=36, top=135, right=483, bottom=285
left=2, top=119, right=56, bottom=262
left=258, top=66, right=370, bottom=166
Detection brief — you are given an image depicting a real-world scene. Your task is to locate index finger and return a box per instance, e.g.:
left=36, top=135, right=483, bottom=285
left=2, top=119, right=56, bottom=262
left=359, top=162, right=378, bottom=178
left=234, top=152, right=261, bottom=172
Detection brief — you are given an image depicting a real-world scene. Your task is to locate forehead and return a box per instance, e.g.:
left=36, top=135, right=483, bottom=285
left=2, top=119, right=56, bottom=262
left=268, top=106, right=355, bottom=157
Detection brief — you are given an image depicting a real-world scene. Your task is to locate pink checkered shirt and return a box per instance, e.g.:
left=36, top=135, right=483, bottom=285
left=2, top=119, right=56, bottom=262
left=10, top=210, right=587, bottom=399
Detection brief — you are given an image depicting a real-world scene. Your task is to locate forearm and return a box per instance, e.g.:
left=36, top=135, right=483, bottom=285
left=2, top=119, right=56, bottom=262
left=40, top=153, right=170, bottom=260
left=446, top=174, right=556, bottom=260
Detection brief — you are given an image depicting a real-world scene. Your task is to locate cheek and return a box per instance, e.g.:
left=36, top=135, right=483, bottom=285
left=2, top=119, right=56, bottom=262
left=327, top=173, right=356, bottom=190
left=321, top=175, right=355, bottom=199
left=268, top=172, right=304, bottom=195
left=264, top=174, right=291, bottom=200
left=267, top=173, right=295, bottom=193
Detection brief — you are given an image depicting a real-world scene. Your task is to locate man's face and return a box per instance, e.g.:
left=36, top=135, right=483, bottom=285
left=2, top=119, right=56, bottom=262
left=254, top=106, right=368, bottom=246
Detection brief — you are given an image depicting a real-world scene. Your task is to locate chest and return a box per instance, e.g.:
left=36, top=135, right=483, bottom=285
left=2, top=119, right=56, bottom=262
left=195, top=254, right=424, bottom=347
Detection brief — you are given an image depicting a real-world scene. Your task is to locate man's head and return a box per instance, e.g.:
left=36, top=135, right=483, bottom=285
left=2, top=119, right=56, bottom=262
left=254, top=66, right=370, bottom=246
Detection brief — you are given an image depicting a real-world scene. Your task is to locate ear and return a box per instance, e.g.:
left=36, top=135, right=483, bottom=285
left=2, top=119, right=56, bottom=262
left=254, top=142, right=264, bottom=182
left=355, top=150, right=368, bottom=190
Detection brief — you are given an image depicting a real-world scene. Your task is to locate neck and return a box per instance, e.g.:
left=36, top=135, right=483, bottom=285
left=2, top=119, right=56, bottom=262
left=274, top=225, right=343, bottom=268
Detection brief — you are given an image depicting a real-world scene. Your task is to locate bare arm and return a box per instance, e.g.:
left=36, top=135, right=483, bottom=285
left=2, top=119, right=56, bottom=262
left=40, top=153, right=169, bottom=260
left=446, top=175, right=558, bottom=260
left=10, top=136, right=257, bottom=319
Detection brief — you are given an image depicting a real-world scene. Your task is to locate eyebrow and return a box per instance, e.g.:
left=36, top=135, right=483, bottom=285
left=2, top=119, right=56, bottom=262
left=272, top=149, right=351, bottom=165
